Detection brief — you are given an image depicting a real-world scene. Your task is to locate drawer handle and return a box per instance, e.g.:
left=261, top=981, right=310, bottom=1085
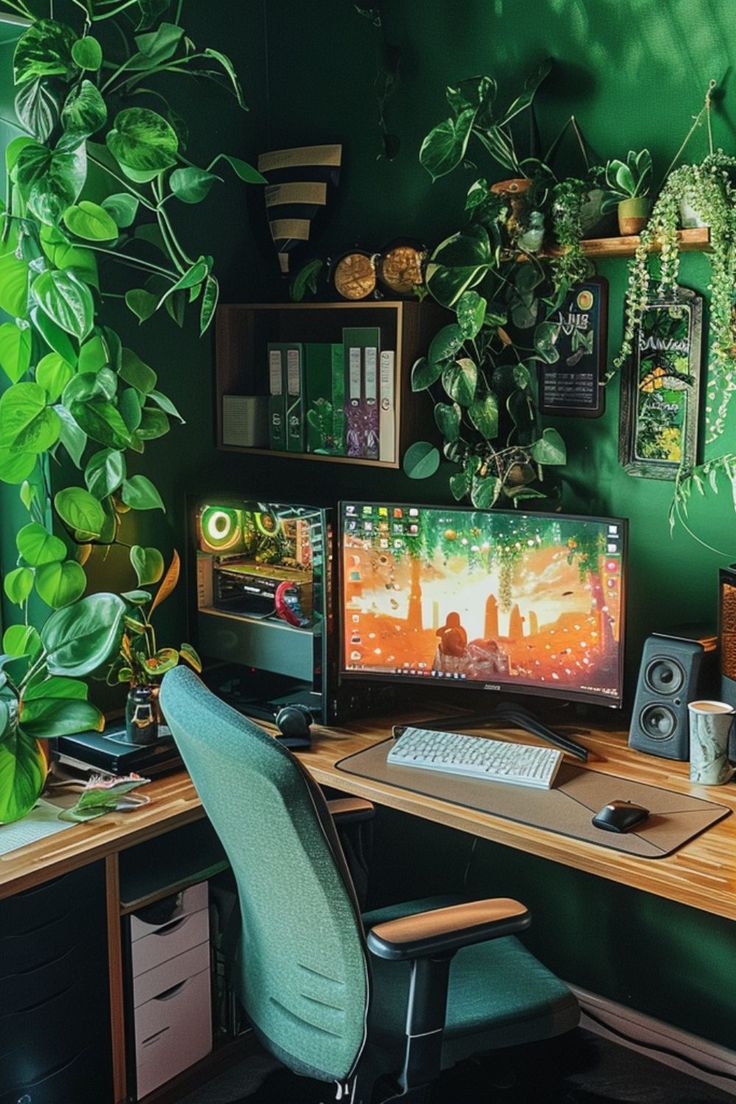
left=154, top=978, right=190, bottom=1002
left=153, top=914, right=191, bottom=937
left=141, top=1025, right=170, bottom=1048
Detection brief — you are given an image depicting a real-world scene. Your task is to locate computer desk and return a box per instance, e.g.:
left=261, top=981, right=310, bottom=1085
left=1, top=716, right=735, bottom=1103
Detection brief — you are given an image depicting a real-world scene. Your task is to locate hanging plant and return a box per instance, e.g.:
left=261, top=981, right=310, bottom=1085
left=0, top=1, right=265, bottom=822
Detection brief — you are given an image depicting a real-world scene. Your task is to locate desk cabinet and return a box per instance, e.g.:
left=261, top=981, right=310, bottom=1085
left=0, top=863, right=112, bottom=1104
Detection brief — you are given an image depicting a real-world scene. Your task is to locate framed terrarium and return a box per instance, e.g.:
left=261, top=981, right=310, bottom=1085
left=619, top=289, right=704, bottom=479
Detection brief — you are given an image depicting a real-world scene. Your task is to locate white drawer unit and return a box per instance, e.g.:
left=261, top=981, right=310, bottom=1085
left=127, top=881, right=213, bottom=1100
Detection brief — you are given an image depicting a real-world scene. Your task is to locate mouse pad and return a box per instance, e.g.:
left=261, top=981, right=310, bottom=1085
left=335, top=740, right=731, bottom=857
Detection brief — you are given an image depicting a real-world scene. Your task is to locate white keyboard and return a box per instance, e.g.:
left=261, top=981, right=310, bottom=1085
left=387, top=726, right=563, bottom=790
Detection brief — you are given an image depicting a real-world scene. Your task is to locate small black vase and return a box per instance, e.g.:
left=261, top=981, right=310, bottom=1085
left=125, top=685, right=158, bottom=746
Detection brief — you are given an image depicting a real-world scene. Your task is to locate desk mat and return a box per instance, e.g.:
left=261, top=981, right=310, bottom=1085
left=336, top=740, right=731, bottom=858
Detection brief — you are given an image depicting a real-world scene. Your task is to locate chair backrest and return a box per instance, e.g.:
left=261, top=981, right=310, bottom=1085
left=160, top=668, right=368, bottom=1083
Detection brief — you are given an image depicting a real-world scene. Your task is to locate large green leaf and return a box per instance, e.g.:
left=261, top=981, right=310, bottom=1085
left=36, top=352, right=74, bottom=402
left=203, top=49, right=247, bottom=109
left=119, top=387, right=142, bottom=432
left=64, top=201, right=118, bottom=242
left=4, top=566, right=33, bottom=606
left=15, top=79, right=58, bottom=143
left=54, top=405, right=88, bottom=467
left=0, top=720, right=47, bottom=824
left=54, top=486, right=106, bottom=539
left=35, top=560, right=87, bottom=608
left=23, top=675, right=87, bottom=702
left=21, top=697, right=103, bottom=739
left=533, top=321, right=560, bottom=364
left=456, top=290, right=486, bottom=339
left=0, top=323, right=32, bottom=385
left=102, top=193, right=139, bottom=229
left=212, top=153, right=266, bottom=184
left=468, top=393, right=500, bottom=438
left=39, top=224, right=99, bottom=290
left=14, top=19, right=77, bottom=85
left=60, top=79, right=107, bottom=144
left=0, top=251, right=29, bottom=318
left=402, top=441, right=441, bottom=480
left=71, top=36, right=103, bottom=71
left=42, top=592, right=126, bottom=677
left=106, top=107, right=179, bottom=173
left=3, top=623, right=41, bottom=658
left=530, top=427, right=567, bottom=465
left=31, top=307, right=78, bottom=364
left=0, top=448, right=36, bottom=484
left=434, top=401, right=461, bottom=442
left=85, top=448, right=126, bottom=499
left=170, top=166, right=218, bottom=204
left=442, top=358, right=478, bottom=406
left=147, top=389, right=182, bottom=421
left=199, top=275, right=219, bottom=335
left=125, top=289, right=158, bottom=324
left=119, top=347, right=157, bottom=393
left=70, top=398, right=131, bottom=450
left=428, top=323, right=464, bottom=366
left=32, top=270, right=94, bottom=342
left=17, top=521, right=66, bottom=566
left=137, top=408, right=168, bottom=439
left=471, top=474, right=503, bottom=509
left=425, top=224, right=495, bottom=308
left=419, top=107, right=477, bottom=181
left=411, top=356, right=443, bottom=392
left=0, top=382, right=60, bottom=453
left=130, top=545, right=164, bottom=586
left=15, top=141, right=87, bottom=226
left=135, top=21, right=184, bottom=63
left=121, top=474, right=165, bottom=511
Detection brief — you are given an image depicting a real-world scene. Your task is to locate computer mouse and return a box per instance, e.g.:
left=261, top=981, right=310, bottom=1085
left=592, top=799, right=650, bottom=833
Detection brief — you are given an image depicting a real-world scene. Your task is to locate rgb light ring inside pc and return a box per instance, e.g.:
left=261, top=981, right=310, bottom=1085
left=339, top=502, right=626, bottom=709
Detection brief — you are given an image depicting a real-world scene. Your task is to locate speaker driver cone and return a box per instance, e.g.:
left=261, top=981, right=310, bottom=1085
left=640, top=703, right=677, bottom=740
left=645, top=657, right=685, bottom=695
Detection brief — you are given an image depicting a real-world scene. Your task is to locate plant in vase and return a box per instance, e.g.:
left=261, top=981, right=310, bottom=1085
left=105, top=552, right=201, bottom=744
left=601, top=148, right=653, bottom=234
left=0, top=4, right=264, bottom=820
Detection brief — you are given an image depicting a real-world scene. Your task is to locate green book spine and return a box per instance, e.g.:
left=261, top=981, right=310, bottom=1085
left=267, top=344, right=286, bottom=450
left=305, top=343, right=346, bottom=454
left=284, top=343, right=305, bottom=452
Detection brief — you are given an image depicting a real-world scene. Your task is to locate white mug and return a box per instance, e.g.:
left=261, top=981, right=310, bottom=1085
left=688, top=701, right=736, bottom=784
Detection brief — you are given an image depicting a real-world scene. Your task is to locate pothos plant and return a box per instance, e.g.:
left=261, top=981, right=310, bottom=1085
left=405, top=66, right=572, bottom=507
left=0, top=1, right=264, bottom=822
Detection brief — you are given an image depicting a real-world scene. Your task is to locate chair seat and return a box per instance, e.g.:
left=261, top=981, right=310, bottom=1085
left=363, top=896, right=579, bottom=1068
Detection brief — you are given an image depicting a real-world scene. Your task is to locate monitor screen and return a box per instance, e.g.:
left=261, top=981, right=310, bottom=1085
left=339, top=502, right=626, bottom=707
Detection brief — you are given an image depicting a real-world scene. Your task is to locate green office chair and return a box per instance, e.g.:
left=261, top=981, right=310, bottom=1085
left=160, top=668, right=579, bottom=1104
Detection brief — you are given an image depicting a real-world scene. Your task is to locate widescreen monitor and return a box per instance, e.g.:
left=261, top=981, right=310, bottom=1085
left=339, top=502, right=626, bottom=708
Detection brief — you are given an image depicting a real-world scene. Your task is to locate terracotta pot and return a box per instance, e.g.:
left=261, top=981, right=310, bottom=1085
left=618, top=196, right=651, bottom=235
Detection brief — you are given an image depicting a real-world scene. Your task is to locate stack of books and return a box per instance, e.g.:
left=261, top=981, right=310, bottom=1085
left=266, top=327, right=395, bottom=462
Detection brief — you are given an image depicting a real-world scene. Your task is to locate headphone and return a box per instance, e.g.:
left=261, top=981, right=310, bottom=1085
left=274, top=703, right=313, bottom=749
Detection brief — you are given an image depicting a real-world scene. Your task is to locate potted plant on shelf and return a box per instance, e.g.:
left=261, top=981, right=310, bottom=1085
left=602, top=149, right=653, bottom=234
left=0, top=4, right=264, bottom=821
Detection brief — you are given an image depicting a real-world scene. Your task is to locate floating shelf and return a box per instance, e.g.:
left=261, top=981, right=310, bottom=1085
left=554, top=226, right=711, bottom=259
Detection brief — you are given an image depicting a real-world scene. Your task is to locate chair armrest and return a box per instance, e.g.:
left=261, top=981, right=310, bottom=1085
left=327, top=796, right=375, bottom=824
left=366, top=898, right=530, bottom=961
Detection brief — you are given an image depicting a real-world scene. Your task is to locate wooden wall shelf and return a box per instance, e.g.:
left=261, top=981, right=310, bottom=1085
left=548, top=226, right=711, bottom=260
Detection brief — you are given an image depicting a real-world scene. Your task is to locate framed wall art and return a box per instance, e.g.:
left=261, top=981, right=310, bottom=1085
left=538, top=277, right=608, bottom=418
left=619, top=289, right=703, bottom=480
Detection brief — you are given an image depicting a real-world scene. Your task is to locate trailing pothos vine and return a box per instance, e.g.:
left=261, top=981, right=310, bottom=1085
left=0, top=0, right=264, bottom=822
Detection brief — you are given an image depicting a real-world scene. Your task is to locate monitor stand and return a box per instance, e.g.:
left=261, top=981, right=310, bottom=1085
left=408, top=700, right=589, bottom=762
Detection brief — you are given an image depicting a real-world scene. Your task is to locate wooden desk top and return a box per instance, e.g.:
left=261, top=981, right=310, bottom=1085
left=2, top=718, right=736, bottom=921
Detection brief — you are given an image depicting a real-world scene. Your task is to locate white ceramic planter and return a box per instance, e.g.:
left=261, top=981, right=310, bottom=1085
left=679, top=196, right=708, bottom=229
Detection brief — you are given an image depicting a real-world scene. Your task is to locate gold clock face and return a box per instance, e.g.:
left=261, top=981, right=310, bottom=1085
left=333, top=252, right=377, bottom=300
left=378, top=244, right=426, bottom=295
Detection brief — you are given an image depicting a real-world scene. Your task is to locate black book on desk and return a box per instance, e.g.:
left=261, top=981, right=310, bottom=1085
left=56, top=726, right=182, bottom=777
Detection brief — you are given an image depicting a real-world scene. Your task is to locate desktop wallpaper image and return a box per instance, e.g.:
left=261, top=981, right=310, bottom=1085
left=342, top=505, right=624, bottom=702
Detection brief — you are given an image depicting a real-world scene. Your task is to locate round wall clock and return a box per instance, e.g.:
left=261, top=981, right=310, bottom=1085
left=378, top=241, right=426, bottom=295
left=332, top=251, right=377, bottom=300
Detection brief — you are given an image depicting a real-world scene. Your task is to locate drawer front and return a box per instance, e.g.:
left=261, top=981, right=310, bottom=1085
left=130, top=881, right=208, bottom=942
left=134, top=967, right=212, bottom=1100
left=131, top=907, right=209, bottom=977
left=133, top=940, right=209, bottom=1008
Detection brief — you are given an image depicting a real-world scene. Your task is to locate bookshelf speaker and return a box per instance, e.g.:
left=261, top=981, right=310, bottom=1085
left=628, top=631, right=717, bottom=760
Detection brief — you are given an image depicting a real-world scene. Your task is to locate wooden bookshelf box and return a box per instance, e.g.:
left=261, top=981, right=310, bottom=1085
left=214, top=300, right=445, bottom=468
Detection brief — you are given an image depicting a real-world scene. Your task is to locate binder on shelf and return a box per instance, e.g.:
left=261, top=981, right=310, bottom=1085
left=343, top=326, right=381, bottom=458
left=379, top=350, right=396, bottom=462
left=285, top=344, right=305, bottom=452
left=304, top=343, right=346, bottom=454
left=267, top=344, right=286, bottom=450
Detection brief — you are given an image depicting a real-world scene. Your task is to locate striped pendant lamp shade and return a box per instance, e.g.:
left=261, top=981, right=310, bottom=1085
left=257, top=144, right=342, bottom=274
